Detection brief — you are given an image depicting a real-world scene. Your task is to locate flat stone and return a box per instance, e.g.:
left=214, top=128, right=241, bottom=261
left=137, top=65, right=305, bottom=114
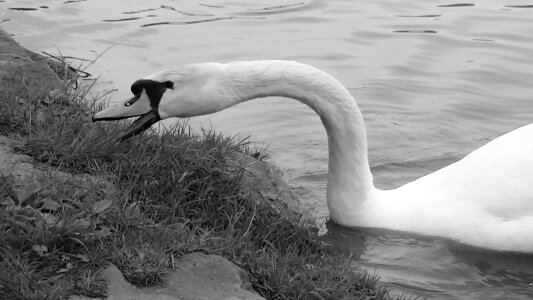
left=0, top=135, right=36, bottom=180
left=70, top=253, right=265, bottom=300
left=159, top=253, right=264, bottom=300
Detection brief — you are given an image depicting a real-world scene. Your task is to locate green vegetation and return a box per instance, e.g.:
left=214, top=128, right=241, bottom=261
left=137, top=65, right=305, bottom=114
left=0, top=60, right=391, bottom=299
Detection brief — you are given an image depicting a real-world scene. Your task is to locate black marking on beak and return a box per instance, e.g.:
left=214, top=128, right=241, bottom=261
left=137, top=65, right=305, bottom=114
left=91, top=94, right=142, bottom=122
left=93, top=79, right=174, bottom=141
left=124, top=93, right=141, bottom=107
left=117, top=110, right=161, bottom=142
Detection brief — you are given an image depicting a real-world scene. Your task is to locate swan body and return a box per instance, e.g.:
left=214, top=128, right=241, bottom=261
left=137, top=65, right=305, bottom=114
left=93, top=60, right=533, bottom=252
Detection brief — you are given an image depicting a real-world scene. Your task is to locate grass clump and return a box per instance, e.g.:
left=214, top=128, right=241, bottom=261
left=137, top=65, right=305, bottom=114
left=0, top=61, right=391, bottom=299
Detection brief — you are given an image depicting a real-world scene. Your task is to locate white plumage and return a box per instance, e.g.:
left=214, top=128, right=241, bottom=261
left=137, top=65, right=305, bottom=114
left=94, top=60, right=533, bottom=252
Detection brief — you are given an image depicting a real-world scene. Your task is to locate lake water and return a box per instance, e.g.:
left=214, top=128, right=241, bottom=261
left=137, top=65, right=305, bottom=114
left=2, top=0, right=533, bottom=298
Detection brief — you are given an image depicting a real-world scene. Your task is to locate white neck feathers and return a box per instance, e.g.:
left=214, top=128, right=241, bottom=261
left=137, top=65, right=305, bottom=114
left=220, top=61, right=375, bottom=225
left=152, top=60, right=533, bottom=251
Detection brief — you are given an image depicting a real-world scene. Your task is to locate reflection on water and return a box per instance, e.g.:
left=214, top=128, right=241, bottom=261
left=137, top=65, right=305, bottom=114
left=2, top=0, right=533, bottom=298
left=323, top=222, right=533, bottom=299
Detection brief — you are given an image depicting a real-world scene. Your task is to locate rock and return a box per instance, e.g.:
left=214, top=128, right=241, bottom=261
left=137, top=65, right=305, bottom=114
left=70, top=253, right=265, bottom=300
left=161, top=253, right=264, bottom=300
left=0, top=28, right=63, bottom=100
left=226, top=151, right=308, bottom=220
left=0, top=135, right=116, bottom=196
left=0, top=29, right=292, bottom=300
left=0, top=29, right=113, bottom=194
left=0, top=135, right=39, bottom=180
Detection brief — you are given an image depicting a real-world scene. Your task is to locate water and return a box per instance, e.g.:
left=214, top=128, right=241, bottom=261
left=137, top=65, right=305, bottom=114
left=2, top=0, right=533, bottom=298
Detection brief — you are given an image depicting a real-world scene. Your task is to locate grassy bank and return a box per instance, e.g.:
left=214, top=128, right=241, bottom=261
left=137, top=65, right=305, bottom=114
left=0, top=62, right=391, bottom=299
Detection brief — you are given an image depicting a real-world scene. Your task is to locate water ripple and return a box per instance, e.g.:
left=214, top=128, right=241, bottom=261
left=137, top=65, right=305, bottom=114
left=9, top=7, right=37, bottom=11
left=505, top=5, right=533, bottom=8
left=160, top=5, right=214, bottom=17
left=141, top=17, right=264, bottom=28
left=103, top=17, right=142, bottom=23
left=437, top=3, right=475, bottom=7
left=123, top=8, right=156, bottom=15
left=394, top=30, right=437, bottom=34
left=246, top=2, right=305, bottom=12
left=395, top=14, right=442, bottom=18
left=3, top=0, right=533, bottom=298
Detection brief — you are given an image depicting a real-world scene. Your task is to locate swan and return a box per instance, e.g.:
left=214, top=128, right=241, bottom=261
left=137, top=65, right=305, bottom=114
left=93, top=60, right=533, bottom=253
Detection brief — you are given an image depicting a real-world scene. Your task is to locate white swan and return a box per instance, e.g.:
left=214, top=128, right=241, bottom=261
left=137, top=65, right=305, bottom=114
left=93, top=60, right=533, bottom=252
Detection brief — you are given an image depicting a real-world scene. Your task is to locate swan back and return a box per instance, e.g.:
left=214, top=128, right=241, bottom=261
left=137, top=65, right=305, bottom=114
left=367, top=123, right=533, bottom=252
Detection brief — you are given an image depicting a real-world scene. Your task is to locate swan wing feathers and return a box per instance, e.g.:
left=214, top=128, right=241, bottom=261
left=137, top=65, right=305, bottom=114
left=408, top=122, right=533, bottom=219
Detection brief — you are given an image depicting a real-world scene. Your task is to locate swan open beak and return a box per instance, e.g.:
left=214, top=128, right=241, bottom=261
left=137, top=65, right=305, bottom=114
left=92, top=94, right=161, bottom=142
left=114, top=109, right=160, bottom=142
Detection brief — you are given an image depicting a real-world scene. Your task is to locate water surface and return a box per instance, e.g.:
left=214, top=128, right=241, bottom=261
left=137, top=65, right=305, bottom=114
left=2, top=0, right=533, bottom=298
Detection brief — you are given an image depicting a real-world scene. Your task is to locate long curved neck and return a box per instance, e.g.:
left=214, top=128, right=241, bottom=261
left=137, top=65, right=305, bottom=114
left=221, top=61, right=375, bottom=224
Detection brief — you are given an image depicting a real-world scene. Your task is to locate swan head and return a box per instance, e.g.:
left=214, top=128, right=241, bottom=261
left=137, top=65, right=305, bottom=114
left=92, top=63, right=229, bottom=141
